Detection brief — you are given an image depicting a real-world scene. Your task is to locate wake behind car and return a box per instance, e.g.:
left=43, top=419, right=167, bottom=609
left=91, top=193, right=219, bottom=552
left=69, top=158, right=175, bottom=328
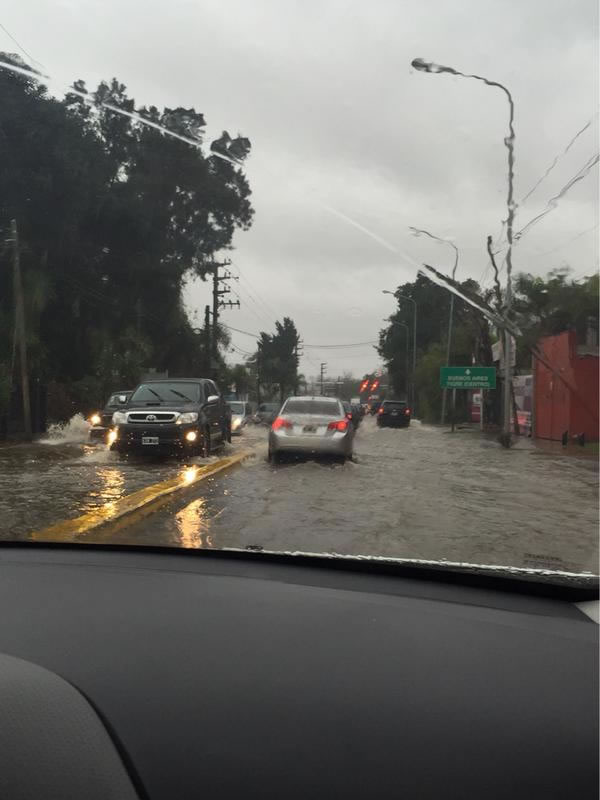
left=253, top=402, right=280, bottom=426
left=342, top=400, right=361, bottom=430
left=88, top=390, right=132, bottom=441
left=269, top=396, right=354, bottom=463
left=110, top=378, right=231, bottom=457
left=377, top=399, right=411, bottom=428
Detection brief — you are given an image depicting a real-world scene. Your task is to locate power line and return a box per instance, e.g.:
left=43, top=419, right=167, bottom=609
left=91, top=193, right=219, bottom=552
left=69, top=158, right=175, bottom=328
left=515, top=153, right=599, bottom=240
left=520, top=117, right=596, bottom=205
left=221, top=322, right=261, bottom=339
left=526, top=223, right=599, bottom=258
left=233, top=283, right=271, bottom=326
left=229, top=259, right=278, bottom=320
left=303, top=340, right=378, bottom=349
left=228, top=284, right=268, bottom=327
left=0, top=22, right=45, bottom=69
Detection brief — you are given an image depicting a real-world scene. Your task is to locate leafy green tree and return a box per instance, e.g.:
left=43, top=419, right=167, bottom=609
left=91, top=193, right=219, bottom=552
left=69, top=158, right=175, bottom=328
left=513, top=268, right=599, bottom=366
left=0, top=53, right=254, bottom=426
left=254, top=318, right=300, bottom=402
left=378, top=276, right=496, bottom=422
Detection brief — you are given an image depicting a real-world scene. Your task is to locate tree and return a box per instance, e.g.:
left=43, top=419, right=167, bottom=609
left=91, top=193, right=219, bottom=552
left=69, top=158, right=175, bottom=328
left=0, top=54, right=255, bottom=426
left=254, top=318, right=300, bottom=402
left=378, top=276, right=494, bottom=421
left=513, top=268, right=598, bottom=366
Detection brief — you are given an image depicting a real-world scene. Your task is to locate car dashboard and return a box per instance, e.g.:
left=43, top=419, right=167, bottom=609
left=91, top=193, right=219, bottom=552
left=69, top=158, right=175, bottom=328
left=0, top=544, right=597, bottom=799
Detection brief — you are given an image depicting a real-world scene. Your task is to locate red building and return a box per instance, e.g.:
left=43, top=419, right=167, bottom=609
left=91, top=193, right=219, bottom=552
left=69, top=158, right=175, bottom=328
left=534, top=330, right=599, bottom=442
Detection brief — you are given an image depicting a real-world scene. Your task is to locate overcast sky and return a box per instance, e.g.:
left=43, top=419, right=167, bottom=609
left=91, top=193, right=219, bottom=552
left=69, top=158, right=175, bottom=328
left=2, top=0, right=598, bottom=378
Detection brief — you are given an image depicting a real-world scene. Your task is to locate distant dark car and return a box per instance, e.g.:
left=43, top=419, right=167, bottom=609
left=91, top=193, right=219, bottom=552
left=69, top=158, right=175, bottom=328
left=253, top=402, right=280, bottom=426
left=369, top=401, right=382, bottom=416
left=110, top=378, right=231, bottom=457
left=377, top=400, right=411, bottom=428
left=88, top=391, right=132, bottom=441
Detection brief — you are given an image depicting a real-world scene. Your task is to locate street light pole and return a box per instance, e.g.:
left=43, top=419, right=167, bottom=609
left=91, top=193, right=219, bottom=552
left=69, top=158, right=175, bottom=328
left=408, top=227, right=459, bottom=425
left=411, top=58, right=516, bottom=447
left=382, top=290, right=417, bottom=414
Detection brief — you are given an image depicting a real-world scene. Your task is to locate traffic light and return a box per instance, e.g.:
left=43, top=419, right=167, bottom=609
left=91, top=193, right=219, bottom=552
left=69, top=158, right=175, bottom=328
left=359, top=379, right=369, bottom=393
left=370, top=379, right=379, bottom=391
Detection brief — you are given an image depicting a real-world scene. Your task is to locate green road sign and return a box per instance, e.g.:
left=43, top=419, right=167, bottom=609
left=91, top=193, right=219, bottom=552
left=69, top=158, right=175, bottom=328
left=440, top=366, right=496, bottom=389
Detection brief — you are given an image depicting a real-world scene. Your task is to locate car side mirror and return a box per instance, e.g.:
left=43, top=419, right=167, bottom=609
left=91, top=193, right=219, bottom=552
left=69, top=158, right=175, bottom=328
left=206, top=394, right=219, bottom=405
left=118, top=395, right=127, bottom=404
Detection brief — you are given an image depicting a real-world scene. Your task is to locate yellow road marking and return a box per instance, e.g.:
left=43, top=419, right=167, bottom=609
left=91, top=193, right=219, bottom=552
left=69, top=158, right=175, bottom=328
left=29, top=449, right=254, bottom=542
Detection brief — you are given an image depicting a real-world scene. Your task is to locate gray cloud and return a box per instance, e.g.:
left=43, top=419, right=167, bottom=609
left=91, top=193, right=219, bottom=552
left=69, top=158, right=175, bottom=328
left=2, top=0, right=598, bottom=376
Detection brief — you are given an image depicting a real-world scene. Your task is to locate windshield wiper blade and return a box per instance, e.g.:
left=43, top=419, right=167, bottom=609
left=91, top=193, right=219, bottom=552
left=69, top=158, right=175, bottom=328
left=170, top=389, right=194, bottom=402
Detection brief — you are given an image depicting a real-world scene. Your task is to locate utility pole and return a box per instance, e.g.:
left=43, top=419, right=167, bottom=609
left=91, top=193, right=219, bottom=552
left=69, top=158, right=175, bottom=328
left=256, top=352, right=261, bottom=405
left=210, top=259, right=239, bottom=370
left=11, top=220, right=32, bottom=440
left=293, top=337, right=303, bottom=394
left=204, top=305, right=211, bottom=373
left=319, top=362, right=327, bottom=395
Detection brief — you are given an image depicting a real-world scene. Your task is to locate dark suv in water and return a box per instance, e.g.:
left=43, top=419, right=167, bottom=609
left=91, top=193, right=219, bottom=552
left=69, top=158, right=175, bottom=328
left=376, top=400, right=411, bottom=428
left=110, top=378, right=231, bottom=457
left=88, top=390, right=132, bottom=441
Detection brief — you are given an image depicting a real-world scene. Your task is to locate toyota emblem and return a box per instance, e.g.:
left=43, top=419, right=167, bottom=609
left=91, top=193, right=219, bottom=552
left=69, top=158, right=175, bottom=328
left=147, top=414, right=157, bottom=421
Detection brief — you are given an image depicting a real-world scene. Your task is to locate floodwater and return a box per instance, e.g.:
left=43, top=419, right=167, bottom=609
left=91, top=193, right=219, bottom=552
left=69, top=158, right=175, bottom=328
left=40, top=416, right=597, bottom=575
left=0, top=416, right=235, bottom=537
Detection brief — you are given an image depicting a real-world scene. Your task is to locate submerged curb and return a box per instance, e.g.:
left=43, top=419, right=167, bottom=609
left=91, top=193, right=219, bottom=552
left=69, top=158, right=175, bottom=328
left=29, top=449, right=255, bottom=542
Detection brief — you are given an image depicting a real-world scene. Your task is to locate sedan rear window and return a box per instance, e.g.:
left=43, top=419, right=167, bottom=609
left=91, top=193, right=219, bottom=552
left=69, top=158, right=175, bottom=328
left=283, top=399, right=341, bottom=416
left=383, top=401, right=407, bottom=410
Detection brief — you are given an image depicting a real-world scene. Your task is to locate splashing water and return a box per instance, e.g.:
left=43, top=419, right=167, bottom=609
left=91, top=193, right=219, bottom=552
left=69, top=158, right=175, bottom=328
left=40, top=414, right=91, bottom=445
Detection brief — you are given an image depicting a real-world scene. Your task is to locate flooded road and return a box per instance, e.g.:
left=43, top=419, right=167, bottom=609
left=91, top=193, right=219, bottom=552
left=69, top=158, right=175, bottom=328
left=24, top=416, right=594, bottom=574
left=0, top=416, right=239, bottom=537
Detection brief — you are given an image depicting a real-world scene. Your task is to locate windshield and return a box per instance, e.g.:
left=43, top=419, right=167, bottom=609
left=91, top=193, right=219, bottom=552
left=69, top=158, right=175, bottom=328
left=130, top=383, right=200, bottom=404
left=107, top=394, right=128, bottom=407
left=0, top=1, right=598, bottom=587
left=283, top=399, right=342, bottom=416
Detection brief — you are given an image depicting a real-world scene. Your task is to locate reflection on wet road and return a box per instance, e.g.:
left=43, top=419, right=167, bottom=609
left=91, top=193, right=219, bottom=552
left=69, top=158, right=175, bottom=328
left=0, top=429, right=236, bottom=537
left=102, top=419, right=597, bottom=573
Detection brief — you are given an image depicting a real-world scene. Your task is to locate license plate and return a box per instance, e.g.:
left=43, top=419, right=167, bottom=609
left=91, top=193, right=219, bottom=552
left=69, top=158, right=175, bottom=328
left=303, top=425, right=317, bottom=433
left=391, top=410, right=398, bottom=416
left=142, top=436, right=159, bottom=445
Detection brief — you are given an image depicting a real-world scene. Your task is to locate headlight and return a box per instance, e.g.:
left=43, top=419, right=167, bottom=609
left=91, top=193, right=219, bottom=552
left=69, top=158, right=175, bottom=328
left=107, top=429, right=118, bottom=445
left=112, top=411, right=127, bottom=424
left=177, top=412, right=198, bottom=424
left=232, top=418, right=241, bottom=429
left=89, top=413, right=101, bottom=426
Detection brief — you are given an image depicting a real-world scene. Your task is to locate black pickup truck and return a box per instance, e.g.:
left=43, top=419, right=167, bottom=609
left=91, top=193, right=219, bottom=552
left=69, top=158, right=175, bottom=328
left=110, top=378, right=231, bottom=457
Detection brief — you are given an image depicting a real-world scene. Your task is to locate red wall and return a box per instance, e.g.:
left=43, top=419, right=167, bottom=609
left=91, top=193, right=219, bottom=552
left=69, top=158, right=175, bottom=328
left=571, top=356, right=599, bottom=441
left=534, top=331, right=599, bottom=442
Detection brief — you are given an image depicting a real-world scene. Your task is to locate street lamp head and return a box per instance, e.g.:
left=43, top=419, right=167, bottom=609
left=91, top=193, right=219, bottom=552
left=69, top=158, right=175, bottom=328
left=382, top=290, right=395, bottom=296
left=411, top=57, right=456, bottom=76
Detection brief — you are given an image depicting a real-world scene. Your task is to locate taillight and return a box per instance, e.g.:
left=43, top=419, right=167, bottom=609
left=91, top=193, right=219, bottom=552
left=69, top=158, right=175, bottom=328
left=327, top=419, right=348, bottom=432
left=346, top=412, right=352, bottom=419
left=272, top=417, right=292, bottom=430
left=378, top=407, right=384, bottom=414
left=405, top=408, right=411, bottom=415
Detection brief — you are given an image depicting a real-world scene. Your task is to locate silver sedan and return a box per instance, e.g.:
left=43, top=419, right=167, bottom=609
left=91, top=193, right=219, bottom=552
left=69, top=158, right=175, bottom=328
left=268, top=397, right=354, bottom=463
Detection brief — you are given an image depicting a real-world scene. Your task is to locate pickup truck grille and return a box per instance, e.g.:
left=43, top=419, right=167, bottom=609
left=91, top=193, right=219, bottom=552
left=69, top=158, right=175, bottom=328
left=126, top=411, right=178, bottom=424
